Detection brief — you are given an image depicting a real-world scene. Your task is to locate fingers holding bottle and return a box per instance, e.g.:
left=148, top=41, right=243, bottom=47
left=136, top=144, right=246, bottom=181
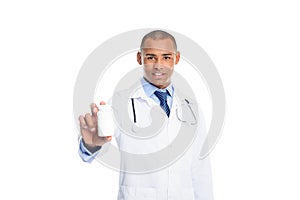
left=79, top=101, right=113, bottom=148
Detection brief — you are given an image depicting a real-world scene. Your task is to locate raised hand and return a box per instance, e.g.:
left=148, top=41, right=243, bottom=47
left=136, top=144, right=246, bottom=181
left=79, top=101, right=112, bottom=151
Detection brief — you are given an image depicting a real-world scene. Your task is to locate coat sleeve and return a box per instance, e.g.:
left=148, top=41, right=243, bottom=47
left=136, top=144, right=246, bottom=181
left=78, top=137, right=101, bottom=163
left=78, top=125, right=121, bottom=163
left=191, top=155, right=214, bottom=200
left=191, top=108, right=214, bottom=200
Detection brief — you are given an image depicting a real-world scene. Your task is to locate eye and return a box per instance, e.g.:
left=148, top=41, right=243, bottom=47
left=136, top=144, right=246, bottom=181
left=163, top=56, right=171, bottom=60
left=146, top=56, right=155, bottom=60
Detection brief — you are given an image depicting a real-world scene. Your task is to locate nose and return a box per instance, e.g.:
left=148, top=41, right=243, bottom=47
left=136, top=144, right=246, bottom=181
left=154, top=62, right=164, bottom=70
left=154, top=57, right=164, bottom=69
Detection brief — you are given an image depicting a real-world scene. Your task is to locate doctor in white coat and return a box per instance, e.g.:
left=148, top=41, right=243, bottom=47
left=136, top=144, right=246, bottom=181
left=78, top=30, right=214, bottom=200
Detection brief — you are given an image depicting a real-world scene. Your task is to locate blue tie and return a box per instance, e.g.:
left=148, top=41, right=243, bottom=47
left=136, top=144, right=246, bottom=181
left=154, top=90, right=170, bottom=117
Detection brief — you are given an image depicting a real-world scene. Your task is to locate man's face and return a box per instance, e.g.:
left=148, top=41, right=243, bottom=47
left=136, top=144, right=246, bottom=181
left=137, top=38, right=180, bottom=89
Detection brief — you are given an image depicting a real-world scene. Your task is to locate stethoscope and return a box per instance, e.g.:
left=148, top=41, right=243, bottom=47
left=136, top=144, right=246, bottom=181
left=130, top=98, right=198, bottom=125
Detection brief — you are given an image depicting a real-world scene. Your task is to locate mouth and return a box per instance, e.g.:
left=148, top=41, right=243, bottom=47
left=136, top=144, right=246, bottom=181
left=152, top=72, right=165, bottom=79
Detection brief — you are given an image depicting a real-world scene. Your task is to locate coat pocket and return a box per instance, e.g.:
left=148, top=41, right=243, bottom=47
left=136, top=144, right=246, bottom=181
left=181, top=188, right=195, bottom=200
left=118, top=186, right=157, bottom=200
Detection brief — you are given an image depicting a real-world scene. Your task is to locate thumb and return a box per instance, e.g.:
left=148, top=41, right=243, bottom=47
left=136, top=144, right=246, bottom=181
left=106, top=136, right=112, bottom=141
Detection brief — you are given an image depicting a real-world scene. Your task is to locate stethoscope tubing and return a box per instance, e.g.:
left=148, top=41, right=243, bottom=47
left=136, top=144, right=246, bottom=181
left=130, top=98, right=197, bottom=125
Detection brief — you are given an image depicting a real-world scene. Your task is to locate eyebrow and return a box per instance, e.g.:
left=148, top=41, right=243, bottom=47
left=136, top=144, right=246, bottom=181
left=145, top=53, right=173, bottom=56
left=145, top=54, right=156, bottom=56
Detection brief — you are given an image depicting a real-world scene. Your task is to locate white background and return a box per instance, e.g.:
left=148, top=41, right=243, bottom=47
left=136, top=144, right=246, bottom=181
left=1, top=0, right=299, bottom=199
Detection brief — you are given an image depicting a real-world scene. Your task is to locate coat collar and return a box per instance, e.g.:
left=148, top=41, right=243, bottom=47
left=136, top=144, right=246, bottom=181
left=130, top=78, right=174, bottom=100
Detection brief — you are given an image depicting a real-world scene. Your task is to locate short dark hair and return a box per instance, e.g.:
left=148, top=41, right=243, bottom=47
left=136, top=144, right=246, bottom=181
left=140, top=30, right=177, bottom=51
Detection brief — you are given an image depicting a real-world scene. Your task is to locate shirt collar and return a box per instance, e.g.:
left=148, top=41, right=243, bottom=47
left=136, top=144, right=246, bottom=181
left=141, top=77, right=174, bottom=98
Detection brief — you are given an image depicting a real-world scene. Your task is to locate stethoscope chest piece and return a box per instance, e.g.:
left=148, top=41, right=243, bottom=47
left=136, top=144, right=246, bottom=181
left=175, top=99, right=198, bottom=125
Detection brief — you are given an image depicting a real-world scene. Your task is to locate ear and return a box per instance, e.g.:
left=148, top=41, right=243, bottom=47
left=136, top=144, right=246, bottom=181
left=175, top=51, right=180, bottom=65
left=137, top=52, right=142, bottom=65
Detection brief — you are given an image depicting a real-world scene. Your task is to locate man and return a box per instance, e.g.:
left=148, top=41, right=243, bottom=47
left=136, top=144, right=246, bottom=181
left=78, top=30, right=214, bottom=200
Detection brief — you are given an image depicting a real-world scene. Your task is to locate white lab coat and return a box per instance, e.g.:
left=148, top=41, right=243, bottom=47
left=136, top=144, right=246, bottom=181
left=86, top=81, right=214, bottom=200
